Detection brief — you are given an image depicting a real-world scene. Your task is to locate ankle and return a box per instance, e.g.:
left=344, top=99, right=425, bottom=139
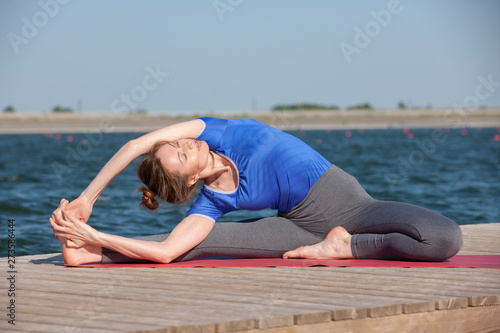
left=342, top=235, right=353, bottom=258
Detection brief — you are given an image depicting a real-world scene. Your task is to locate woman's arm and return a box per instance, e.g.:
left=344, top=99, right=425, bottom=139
left=51, top=200, right=214, bottom=263
left=96, top=215, right=214, bottom=263
left=79, top=119, right=204, bottom=207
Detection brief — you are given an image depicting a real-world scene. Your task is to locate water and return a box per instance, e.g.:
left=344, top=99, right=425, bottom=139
left=1, top=127, right=499, bottom=257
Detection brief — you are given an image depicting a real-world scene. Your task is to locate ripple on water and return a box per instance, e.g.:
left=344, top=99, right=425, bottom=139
left=0, top=175, right=20, bottom=182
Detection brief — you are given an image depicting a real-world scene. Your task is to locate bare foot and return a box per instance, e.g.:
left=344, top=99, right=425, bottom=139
left=59, top=237, right=102, bottom=266
left=283, top=226, right=354, bottom=259
left=51, top=199, right=102, bottom=265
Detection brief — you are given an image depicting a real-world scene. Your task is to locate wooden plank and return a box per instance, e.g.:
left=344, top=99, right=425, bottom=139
left=254, top=314, right=294, bottom=330
left=174, top=324, right=215, bottom=333
left=293, top=311, right=331, bottom=325
left=0, top=318, right=122, bottom=333
left=16, top=303, right=183, bottom=328
left=468, top=295, right=500, bottom=307
left=402, top=301, right=435, bottom=314
left=215, top=318, right=256, bottom=333
left=13, top=312, right=163, bottom=332
left=435, top=297, right=469, bottom=310
left=331, top=307, right=367, bottom=321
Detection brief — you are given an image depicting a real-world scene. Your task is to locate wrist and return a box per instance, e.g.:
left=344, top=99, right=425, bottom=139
left=79, top=192, right=95, bottom=206
left=91, top=229, right=105, bottom=247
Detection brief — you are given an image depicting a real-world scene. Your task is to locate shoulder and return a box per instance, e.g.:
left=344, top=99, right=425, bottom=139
left=196, top=118, right=268, bottom=144
left=198, top=117, right=264, bottom=128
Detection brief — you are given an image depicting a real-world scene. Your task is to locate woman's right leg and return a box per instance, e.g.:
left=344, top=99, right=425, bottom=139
left=102, top=216, right=323, bottom=263
left=280, top=164, right=463, bottom=261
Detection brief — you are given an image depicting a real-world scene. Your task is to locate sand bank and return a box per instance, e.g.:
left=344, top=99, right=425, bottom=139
left=1, top=109, right=499, bottom=134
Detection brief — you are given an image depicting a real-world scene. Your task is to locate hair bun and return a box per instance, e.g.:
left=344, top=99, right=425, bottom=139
left=137, top=186, right=159, bottom=211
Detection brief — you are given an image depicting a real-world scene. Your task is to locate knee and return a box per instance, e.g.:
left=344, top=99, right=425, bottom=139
left=433, top=222, right=463, bottom=261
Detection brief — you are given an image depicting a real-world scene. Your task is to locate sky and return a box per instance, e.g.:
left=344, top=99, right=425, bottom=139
left=1, top=0, right=499, bottom=115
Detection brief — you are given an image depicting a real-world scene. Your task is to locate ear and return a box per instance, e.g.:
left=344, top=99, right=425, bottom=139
left=187, top=174, right=199, bottom=187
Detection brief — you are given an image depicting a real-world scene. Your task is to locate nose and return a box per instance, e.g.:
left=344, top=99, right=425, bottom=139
left=183, top=140, right=194, bottom=151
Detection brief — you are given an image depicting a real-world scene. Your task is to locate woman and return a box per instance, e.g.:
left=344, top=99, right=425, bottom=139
left=50, top=118, right=463, bottom=265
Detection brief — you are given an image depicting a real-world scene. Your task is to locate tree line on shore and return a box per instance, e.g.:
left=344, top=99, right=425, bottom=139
left=2, top=101, right=427, bottom=113
left=270, top=101, right=426, bottom=111
left=2, top=105, right=147, bottom=114
left=271, top=102, right=372, bottom=111
left=3, top=105, right=75, bottom=113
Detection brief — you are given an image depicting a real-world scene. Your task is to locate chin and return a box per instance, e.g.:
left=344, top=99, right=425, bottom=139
left=200, top=141, right=210, bottom=165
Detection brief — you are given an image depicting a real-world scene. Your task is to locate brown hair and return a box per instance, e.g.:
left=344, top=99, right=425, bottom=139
left=136, top=140, right=198, bottom=211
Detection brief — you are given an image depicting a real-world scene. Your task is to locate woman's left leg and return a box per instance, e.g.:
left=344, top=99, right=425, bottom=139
left=346, top=201, right=463, bottom=261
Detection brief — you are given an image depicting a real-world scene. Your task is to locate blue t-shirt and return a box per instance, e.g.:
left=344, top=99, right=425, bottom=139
left=186, top=118, right=331, bottom=222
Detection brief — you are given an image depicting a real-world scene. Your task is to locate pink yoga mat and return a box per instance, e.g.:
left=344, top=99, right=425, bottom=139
left=71, top=255, right=500, bottom=269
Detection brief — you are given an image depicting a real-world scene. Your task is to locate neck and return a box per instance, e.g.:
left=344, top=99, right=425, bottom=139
left=202, top=152, right=234, bottom=189
left=199, top=151, right=224, bottom=177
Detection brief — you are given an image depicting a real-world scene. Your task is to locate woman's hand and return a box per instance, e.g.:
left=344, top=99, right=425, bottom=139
left=64, top=196, right=93, bottom=224
left=50, top=199, right=100, bottom=248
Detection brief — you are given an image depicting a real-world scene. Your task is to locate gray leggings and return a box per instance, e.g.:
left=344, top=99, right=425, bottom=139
left=102, top=165, right=463, bottom=263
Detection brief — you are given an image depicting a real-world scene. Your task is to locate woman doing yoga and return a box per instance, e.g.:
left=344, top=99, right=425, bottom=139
left=50, top=118, right=463, bottom=265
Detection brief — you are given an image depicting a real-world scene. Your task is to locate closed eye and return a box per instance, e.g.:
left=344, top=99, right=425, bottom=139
left=177, top=150, right=185, bottom=163
left=175, top=142, right=187, bottom=163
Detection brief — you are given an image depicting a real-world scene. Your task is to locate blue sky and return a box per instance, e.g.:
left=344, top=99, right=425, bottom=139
left=1, top=0, right=499, bottom=114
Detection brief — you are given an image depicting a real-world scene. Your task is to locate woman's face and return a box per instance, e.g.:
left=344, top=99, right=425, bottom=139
left=156, top=139, right=210, bottom=186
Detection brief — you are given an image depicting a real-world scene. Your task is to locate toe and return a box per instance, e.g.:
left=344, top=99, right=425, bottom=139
left=283, top=246, right=304, bottom=259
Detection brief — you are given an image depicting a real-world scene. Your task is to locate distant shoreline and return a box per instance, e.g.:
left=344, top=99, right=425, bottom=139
left=1, top=108, right=499, bottom=134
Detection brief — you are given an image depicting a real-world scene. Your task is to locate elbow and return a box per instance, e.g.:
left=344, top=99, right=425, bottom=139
left=124, top=139, right=145, bottom=156
left=157, top=256, right=173, bottom=264
left=156, top=249, right=173, bottom=264
left=125, top=138, right=140, bottom=150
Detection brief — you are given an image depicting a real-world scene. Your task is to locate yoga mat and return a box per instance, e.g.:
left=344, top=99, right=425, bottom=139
left=71, top=255, right=500, bottom=269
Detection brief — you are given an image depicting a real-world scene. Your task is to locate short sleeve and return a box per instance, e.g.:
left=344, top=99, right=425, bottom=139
left=186, top=190, right=226, bottom=222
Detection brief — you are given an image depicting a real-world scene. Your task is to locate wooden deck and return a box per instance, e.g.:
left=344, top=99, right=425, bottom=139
left=2, top=223, right=499, bottom=333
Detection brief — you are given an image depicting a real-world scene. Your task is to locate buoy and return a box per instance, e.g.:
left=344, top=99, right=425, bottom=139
left=316, top=139, right=322, bottom=145
left=494, top=134, right=500, bottom=142
left=407, top=132, right=414, bottom=139
left=67, top=135, right=74, bottom=142
left=403, top=128, right=410, bottom=134
left=461, top=129, right=468, bottom=136
left=345, top=131, right=352, bottom=138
